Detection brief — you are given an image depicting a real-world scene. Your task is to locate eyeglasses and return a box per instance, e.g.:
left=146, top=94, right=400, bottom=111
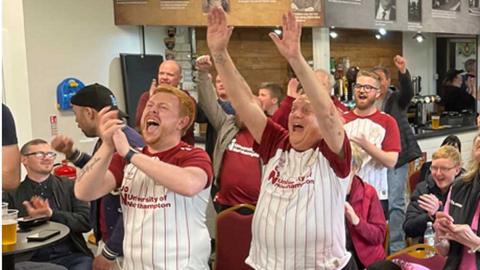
left=430, top=166, right=456, bottom=173
left=24, top=151, right=57, bottom=159
left=353, top=83, right=379, bottom=93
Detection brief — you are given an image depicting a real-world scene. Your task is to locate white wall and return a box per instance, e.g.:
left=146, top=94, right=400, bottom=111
left=418, top=130, right=478, bottom=166
left=402, top=32, right=437, bottom=95
left=4, top=0, right=168, bottom=157
left=3, top=0, right=33, bottom=146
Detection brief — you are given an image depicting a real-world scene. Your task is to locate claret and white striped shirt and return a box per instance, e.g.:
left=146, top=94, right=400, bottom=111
left=343, top=110, right=401, bottom=200
left=108, top=142, right=213, bottom=270
left=246, top=119, right=352, bottom=270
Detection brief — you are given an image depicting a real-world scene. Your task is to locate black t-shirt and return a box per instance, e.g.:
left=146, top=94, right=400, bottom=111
left=2, top=104, right=18, bottom=146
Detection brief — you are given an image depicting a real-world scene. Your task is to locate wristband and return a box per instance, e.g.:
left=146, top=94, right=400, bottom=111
left=124, top=149, right=138, bottom=163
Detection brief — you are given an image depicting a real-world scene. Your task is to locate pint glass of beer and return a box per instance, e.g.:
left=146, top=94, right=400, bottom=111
left=2, top=209, right=18, bottom=246
left=431, top=115, right=440, bottom=129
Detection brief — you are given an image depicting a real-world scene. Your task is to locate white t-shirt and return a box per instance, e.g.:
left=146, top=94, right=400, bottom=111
left=109, top=142, right=213, bottom=270
left=246, top=119, right=352, bottom=270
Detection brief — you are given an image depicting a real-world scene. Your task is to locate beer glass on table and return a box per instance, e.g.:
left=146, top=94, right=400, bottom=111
left=2, top=209, right=19, bottom=247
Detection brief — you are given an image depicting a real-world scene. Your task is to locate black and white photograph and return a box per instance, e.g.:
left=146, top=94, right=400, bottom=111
left=291, top=0, right=322, bottom=12
left=408, top=0, right=422, bottom=22
left=202, top=0, right=230, bottom=13
left=375, top=0, right=397, bottom=21
left=470, top=0, right=480, bottom=15
left=432, top=0, right=460, bottom=11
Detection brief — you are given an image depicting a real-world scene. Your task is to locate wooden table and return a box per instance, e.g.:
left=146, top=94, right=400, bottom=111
left=2, top=221, right=70, bottom=269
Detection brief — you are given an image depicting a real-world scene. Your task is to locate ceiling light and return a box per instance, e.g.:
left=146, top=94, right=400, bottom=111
left=329, top=26, right=338, bottom=39
left=378, top=28, right=387, bottom=36
left=412, top=32, right=425, bottom=43
left=273, top=27, right=282, bottom=36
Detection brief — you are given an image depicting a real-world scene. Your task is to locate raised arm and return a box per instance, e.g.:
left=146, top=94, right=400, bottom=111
left=393, top=55, right=414, bottom=110
left=269, top=12, right=345, bottom=154
left=207, top=8, right=267, bottom=143
left=74, top=108, right=120, bottom=201
left=195, top=55, right=229, bottom=131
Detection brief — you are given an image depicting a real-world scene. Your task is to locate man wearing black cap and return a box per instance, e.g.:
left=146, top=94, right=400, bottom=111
left=51, top=83, right=144, bottom=270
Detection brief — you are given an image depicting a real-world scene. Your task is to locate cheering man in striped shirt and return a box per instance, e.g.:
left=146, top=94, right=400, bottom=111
left=74, top=85, right=213, bottom=269
left=207, top=7, right=353, bottom=270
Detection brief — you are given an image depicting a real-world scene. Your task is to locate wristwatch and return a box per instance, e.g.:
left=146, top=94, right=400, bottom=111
left=124, top=148, right=138, bottom=163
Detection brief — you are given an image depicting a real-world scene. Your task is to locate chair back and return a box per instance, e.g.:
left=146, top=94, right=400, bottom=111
left=215, top=204, right=255, bottom=270
left=408, top=170, right=421, bottom=194
left=387, top=243, right=446, bottom=269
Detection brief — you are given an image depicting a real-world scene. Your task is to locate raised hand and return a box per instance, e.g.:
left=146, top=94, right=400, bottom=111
left=418, top=194, right=441, bottom=217
left=287, top=78, right=301, bottom=98
left=148, top=78, right=158, bottom=96
left=22, top=196, right=52, bottom=218
left=207, top=7, right=233, bottom=54
left=195, top=55, right=213, bottom=72
left=269, top=11, right=302, bottom=61
left=97, top=107, right=124, bottom=149
left=51, top=135, right=75, bottom=157
left=393, top=55, right=407, bottom=74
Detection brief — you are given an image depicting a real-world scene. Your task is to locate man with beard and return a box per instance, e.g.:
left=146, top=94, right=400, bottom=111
left=343, top=70, right=401, bottom=217
left=51, top=84, right=143, bottom=270
left=74, top=85, right=213, bottom=269
left=207, top=8, right=354, bottom=269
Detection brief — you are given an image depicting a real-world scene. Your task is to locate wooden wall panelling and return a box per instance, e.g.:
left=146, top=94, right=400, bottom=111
left=330, top=28, right=403, bottom=84
left=195, top=27, right=313, bottom=94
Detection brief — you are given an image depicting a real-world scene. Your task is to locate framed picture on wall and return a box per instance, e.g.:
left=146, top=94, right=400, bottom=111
left=432, top=0, right=460, bottom=11
left=375, top=0, right=397, bottom=21
left=408, top=0, right=422, bottom=23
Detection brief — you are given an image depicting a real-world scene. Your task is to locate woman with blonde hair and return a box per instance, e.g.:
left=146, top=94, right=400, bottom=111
left=345, top=143, right=387, bottom=269
left=404, top=145, right=461, bottom=238
left=434, top=134, right=480, bottom=269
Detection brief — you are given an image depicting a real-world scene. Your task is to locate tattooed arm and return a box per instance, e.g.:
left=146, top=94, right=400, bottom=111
left=74, top=108, right=120, bottom=201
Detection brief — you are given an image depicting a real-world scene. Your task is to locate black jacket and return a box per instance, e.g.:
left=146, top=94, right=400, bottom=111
left=444, top=175, right=480, bottom=270
left=403, top=176, right=449, bottom=238
left=382, top=70, right=422, bottom=168
left=4, top=174, right=93, bottom=257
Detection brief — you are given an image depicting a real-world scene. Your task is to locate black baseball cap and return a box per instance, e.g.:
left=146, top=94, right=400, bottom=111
left=444, top=69, right=464, bottom=82
left=70, top=83, right=128, bottom=118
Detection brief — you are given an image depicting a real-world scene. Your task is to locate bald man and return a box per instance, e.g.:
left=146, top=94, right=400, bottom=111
left=135, top=60, right=195, bottom=145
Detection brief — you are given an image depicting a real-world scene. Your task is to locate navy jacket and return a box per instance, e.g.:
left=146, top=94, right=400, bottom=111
left=69, top=125, right=144, bottom=258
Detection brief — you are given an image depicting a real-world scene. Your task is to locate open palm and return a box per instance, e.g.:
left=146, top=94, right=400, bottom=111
left=207, top=7, right=233, bottom=53
left=269, top=11, right=302, bottom=60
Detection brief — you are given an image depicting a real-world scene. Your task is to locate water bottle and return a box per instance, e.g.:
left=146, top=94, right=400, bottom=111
left=424, top=221, right=435, bottom=257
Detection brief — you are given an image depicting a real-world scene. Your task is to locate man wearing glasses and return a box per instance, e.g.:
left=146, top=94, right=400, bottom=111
left=4, top=139, right=93, bottom=269
left=343, top=70, right=401, bottom=218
